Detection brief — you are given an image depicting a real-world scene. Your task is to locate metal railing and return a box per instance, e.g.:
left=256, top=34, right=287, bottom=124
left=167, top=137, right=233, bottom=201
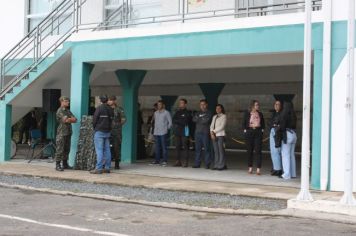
left=0, top=0, right=87, bottom=99
left=0, top=0, right=322, bottom=100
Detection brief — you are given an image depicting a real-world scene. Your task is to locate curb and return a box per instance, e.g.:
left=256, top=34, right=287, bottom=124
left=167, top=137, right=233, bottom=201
left=0, top=170, right=295, bottom=200
left=1, top=182, right=356, bottom=225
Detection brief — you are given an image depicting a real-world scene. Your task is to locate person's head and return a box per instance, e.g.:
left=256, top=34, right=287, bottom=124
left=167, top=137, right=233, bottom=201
left=274, top=100, right=282, bottom=112
left=199, top=99, right=208, bottom=111
left=153, top=103, right=158, bottom=111
left=99, top=95, right=108, bottom=104
left=108, top=95, right=117, bottom=106
left=216, top=104, right=225, bottom=114
left=249, top=100, right=260, bottom=112
left=157, top=100, right=165, bottom=110
left=178, top=98, right=188, bottom=109
left=59, top=96, right=70, bottom=108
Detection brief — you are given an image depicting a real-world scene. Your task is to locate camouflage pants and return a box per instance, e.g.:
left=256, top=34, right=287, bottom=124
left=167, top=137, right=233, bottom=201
left=55, top=135, right=71, bottom=162
left=110, top=134, right=121, bottom=162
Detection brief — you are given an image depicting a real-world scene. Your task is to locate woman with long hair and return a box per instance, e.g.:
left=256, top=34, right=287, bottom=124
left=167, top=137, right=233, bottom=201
left=279, top=102, right=297, bottom=179
left=269, top=100, right=283, bottom=176
left=242, top=100, right=265, bottom=175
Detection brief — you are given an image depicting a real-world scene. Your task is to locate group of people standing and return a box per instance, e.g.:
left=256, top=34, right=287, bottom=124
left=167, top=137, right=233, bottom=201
left=54, top=95, right=125, bottom=172
left=53, top=94, right=297, bottom=180
left=150, top=98, right=227, bottom=171
left=150, top=98, right=297, bottom=179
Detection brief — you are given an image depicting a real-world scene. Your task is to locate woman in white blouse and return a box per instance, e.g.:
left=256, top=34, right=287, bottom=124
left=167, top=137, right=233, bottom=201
left=210, top=104, right=227, bottom=171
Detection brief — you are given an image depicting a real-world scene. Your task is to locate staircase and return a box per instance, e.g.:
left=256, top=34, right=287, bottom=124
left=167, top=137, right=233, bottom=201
left=0, top=0, right=87, bottom=102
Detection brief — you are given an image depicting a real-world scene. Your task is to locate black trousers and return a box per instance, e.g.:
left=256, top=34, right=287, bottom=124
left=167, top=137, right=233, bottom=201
left=245, top=129, right=263, bottom=168
left=175, top=135, right=189, bottom=163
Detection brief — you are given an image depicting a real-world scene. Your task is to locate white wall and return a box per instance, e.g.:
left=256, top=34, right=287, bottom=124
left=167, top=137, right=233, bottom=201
left=0, top=0, right=26, bottom=57
left=330, top=50, right=356, bottom=191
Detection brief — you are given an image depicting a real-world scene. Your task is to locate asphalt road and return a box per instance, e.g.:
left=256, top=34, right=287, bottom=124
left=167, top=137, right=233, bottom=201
left=1, top=187, right=356, bottom=236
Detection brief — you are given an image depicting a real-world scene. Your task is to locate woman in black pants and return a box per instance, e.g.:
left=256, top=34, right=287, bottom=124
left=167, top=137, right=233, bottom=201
left=243, top=100, right=265, bottom=175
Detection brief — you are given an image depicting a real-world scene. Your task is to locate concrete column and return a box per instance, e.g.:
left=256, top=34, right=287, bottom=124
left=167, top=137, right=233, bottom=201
left=160, top=95, right=178, bottom=112
left=0, top=102, right=12, bottom=162
left=198, top=83, right=225, bottom=113
left=68, top=62, right=95, bottom=166
left=115, top=69, right=146, bottom=163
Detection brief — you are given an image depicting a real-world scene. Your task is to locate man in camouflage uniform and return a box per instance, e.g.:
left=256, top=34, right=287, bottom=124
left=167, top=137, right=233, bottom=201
left=108, top=96, right=126, bottom=169
left=54, top=96, right=77, bottom=171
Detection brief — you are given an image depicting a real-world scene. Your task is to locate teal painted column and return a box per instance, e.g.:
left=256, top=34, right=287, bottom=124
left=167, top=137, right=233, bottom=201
left=68, top=62, right=95, bottom=166
left=115, top=69, right=146, bottom=163
left=198, top=83, right=225, bottom=113
left=0, top=102, right=12, bottom=162
left=160, top=95, right=178, bottom=112
left=46, top=112, right=56, bottom=140
left=311, top=49, right=323, bottom=190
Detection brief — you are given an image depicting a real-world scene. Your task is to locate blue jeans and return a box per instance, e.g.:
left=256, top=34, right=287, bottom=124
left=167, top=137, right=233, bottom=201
left=270, top=128, right=282, bottom=171
left=94, top=131, right=111, bottom=170
left=194, top=132, right=211, bottom=167
left=281, top=130, right=297, bottom=179
left=155, top=134, right=168, bottom=163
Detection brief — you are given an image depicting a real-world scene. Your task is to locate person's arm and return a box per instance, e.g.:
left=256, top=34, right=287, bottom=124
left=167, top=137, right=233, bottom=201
left=210, top=115, right=215, bottom=132
left=260, top=112, right=265, bottom=131
left=93, top=107, right=100, bottom=129
left=167, top=111, right=172, bottom=129
left=200, top=112, right=212, bottom=125
left=213, top=115, right=227, bottom=134
left=66, top=110, right=77, bottom=123
left=172, top=111, right=179, bottom=125
left=120, top=107, right=126, bottom=125
left=192, top=112, right=198, bottom=123
left=242, top=111, right=248, bottom=132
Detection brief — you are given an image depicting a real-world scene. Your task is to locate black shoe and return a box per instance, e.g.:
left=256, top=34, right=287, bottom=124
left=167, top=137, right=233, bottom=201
left=55, top=161, right=63, bottom=171
left=192, top=165, right=200, bottom=168
left=63, top=160, right=72, bottom=170
left=212, top=167, right=218, bottom=170
left=114, top=161, right=120, bottom=169
left=222, top=165, right=228, bottom=170
left=205, top=164, right=210, bottom=169
left=149, top=161, right=160, bottom=165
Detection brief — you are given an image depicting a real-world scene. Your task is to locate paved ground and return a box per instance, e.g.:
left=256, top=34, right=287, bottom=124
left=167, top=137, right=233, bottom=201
left=0, top=187, right=355, bottom=236
left=0, top=174, right=287, bottom=211
left=0, top=161, right=341, bottom=201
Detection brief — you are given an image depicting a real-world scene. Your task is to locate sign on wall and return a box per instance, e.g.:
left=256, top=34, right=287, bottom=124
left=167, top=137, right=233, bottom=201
left=188, top=0, right=207, bottom=6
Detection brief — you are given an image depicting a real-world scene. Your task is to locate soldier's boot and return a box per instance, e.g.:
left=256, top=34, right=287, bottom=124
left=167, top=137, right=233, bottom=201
left=55, top=161, right=64, bottom=171
left=63, top=160, right=73, bottom=169
left=114, top=160, right=120, bottom=169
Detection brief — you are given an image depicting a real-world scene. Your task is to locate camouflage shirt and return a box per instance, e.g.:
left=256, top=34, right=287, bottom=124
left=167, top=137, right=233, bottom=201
left=111, top=106, right=125, bottom=135
left=56, top=107, right=75, bottom=136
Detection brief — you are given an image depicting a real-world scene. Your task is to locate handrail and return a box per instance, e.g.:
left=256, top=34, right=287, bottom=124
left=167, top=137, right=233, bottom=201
left=0, top=0, right=322, bottom=99
left=1, top=0, right=69, bottom=61
left=0, top=0, right=88, bottom=96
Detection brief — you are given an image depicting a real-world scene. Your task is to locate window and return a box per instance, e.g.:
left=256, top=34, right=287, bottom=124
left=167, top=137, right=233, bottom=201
left=26, top=0, right=72, bottom=34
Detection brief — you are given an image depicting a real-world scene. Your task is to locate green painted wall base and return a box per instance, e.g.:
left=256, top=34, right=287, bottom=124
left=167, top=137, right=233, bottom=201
left=115, top=69, right=146, bottom=163
left=0, top=103, right=12, bottom=162
left=46, top=112, right=56, bottom=141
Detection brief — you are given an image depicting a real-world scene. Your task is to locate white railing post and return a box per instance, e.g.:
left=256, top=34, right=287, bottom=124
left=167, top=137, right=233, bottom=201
left=296, top=0, right=313, bottom=201
left=340, top=0, right=356, bottom=205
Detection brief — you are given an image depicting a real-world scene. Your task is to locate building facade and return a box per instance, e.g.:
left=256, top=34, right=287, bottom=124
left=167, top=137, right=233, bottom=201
left=0, top=0, right=354, bottom=193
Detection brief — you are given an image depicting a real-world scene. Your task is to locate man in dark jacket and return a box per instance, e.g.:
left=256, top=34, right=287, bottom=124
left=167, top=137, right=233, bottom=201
left=192, top=99, right=212, bottom=169
left=91, top=95, right=114, bottom=174
left=172, top=98, right=192, bottom=167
